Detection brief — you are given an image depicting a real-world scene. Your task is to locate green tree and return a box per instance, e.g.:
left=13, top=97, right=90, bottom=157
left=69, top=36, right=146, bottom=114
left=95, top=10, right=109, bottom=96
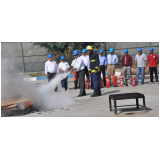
left=32, top=42, right=101, bottom=63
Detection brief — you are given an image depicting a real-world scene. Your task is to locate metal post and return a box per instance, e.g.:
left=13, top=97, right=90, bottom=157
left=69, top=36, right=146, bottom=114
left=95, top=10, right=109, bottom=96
left=21, top=42, right=25, bottom=73
left=150, top=42, right=151, bottom=47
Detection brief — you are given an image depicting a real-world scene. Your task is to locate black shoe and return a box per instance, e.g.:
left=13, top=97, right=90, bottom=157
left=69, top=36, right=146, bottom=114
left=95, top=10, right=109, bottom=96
left=65, top=88, right=67, bottom=91
left=141, top=83, right=144, bottom=85
left=55, top=87, right=58, bottom=92
left=77, top=94, right=86, bottom=97
left=91, top=87, right=94, bottom=90
left=98, top=89, right=102, bottom=96
left=90, top=91, right=99, bottom=97
left=74, top=87, right=77, bottom=90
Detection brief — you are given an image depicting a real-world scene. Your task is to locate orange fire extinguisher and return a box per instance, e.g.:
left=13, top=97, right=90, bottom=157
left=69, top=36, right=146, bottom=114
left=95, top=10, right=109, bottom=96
left=120, top=74, right=123, bottom=87
left=86, top=79, right=90, bottom=89
left=106, top=74, right=110, bottom=88
left=112, top=74, right=118, bottom=87
left=99, top=78, right=104, bottom=88
left=132, top=76, right=136, bottom=87
left=73, top=71, right=77, bottom=81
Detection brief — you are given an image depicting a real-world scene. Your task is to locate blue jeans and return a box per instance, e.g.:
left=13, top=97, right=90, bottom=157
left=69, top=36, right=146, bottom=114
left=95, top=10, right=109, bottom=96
left=136, top=67, right=145, bottom=84
left=61, top=77, right=68, bottom=89
left=92, top=72, right=100, bottom=91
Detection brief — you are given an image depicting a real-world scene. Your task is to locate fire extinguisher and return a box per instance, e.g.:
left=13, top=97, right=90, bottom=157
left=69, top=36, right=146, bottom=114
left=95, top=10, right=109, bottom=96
left=120, top=75, right=123, bottom=87
left=86, top=79, right=90, bottom=89
left=132, top=76, right=136, bottom=87
left=99, top=78, right=104, bottom=88
left=106, top=74, right=110, bottom=88
left=73, top=71, right=77, bottom=81
left=113, top=74, right=118, bottom=87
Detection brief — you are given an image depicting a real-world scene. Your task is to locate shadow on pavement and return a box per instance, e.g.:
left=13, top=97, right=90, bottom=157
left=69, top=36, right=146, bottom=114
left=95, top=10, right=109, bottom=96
left=102, top=90, right=120, bottom=96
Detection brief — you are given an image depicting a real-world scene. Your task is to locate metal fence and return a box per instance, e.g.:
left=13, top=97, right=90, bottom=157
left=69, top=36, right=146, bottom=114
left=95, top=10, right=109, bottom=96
left=1, top=42, right=159, bottom=72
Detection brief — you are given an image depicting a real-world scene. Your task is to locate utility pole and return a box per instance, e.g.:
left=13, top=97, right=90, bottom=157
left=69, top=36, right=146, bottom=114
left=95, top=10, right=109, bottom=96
left=21, top=42, right=25, bottom=73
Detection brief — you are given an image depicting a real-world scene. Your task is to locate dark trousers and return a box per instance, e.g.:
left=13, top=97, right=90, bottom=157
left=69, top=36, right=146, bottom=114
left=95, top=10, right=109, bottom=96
left=84, top=67, right=89, bottom=79
left=90, top=74, right=94, bottom=88
left=47, top=72, right=58, bottom=91
left=92, top=72, right=100, bottom=91
left=74, top=71, right=80, bottom=89
left=149, top=67, right=159, bottom=82
left=100, top=66, right=106, bottom=86
left=78, top=69, right=86, bottom=95
left=61, top=77, right=68, bottom=90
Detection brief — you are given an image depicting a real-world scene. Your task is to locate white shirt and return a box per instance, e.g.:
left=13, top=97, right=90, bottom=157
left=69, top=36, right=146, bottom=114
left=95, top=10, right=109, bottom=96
left=45, top=60, right=59, bottom=74
left=80, top=55, right=90, bottom=70
left=73, top=57, right=85, bottom=71
left=71, top=59, right=75, bottom=67
left=58, top=62, right=70, bottom=72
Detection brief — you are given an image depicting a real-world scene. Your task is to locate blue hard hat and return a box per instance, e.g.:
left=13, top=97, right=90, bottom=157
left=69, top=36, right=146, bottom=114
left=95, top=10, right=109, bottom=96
left=48, top=54, right=52, bottom=58
left=137, top=48, right=142, bottom=52
left=124, top=49, right=128, bottom=53
left=61, top=56, right=65, bottom=60
left=99, top=49, right=104, bottom=53
left=82, top=49, right=86, bottom=53
left=109, top=48, right=114, bottom=52
left=73, top=50, right=79, bottom=56
left=149, top=47, right=154, bottom=51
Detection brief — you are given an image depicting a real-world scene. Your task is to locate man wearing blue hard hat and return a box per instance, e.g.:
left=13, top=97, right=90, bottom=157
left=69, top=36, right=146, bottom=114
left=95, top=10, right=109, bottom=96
left=99, top=49, right=107, bottom=87
left=121, top=49, right=133, bottom=85
left=147, top=47, right=159, bottom=84
left=72, top=50, right=86, bottom=97
left=45, top=54, right=59, bottom=91
left=58, top=56, right=70, bottom=91
left=134, top=48, right=147, bottom=85
left=106, top=48, right=118, bottom=86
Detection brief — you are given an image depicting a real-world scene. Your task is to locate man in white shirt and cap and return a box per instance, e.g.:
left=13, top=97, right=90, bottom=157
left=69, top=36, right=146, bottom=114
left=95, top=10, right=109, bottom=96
left=71, top=50, right=86, bottom=97
left=58, top=56, right=70, bottom=91
left=45, top=54, right=59, bottom=91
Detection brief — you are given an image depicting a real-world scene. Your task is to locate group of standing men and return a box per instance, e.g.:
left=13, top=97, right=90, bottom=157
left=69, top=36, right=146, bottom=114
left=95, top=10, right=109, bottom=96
left=44, top=45, right=159, bottom=97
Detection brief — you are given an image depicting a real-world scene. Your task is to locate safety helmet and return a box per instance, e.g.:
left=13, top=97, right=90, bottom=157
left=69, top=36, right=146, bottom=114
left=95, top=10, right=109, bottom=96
left=61, top=56, right=65, bottom=60
left=137, top=48, right=142, bottom=52
left=82, top=49, right=86, bottom=53
left=149, top=47, right=154, bottom=51
left=124, top=49, right=128, bottom=53
left=99, top=49, right=104, bottom=53
left=109, top=48, right=114, bottom=52
left=48, top=54, right=52, bottom=58
left=73, top=50, right=79, bottom=56
left=86, top=46, right=93, bottom=50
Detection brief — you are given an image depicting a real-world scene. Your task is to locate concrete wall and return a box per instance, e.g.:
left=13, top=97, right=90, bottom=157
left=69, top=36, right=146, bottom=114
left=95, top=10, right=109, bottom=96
left=1, top=42, right=159, bottom=72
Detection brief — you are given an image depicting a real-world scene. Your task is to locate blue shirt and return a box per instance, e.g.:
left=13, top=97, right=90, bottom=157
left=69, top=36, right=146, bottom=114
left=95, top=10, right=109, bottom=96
left=99, top=55, right=107, bottom=66
left=106, top=54, right=118, bottom=65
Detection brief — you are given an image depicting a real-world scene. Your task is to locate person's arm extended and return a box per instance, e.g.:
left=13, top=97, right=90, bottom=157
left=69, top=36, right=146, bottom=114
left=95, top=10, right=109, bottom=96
left=134, top=60, right=137, bottom=69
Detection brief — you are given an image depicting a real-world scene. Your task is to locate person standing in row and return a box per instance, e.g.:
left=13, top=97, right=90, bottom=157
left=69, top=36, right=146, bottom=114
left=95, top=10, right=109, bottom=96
left=58, top=56, right=70, bottom=91
left=121, top=49, right=133, bottom=84
left=45, top=54, right=59, bottom=91
left=72, top=50, right=86, bottom=97
left=87, top=46, right=101, bottom=97
left=71, top=58, right=80, bottom=89
left=106, top=48, right=118, bottom=85
left=134, top=48, right=147, bottom=85
left=147, top=47, right=159, bottom=84
left=80, top=49, right=90, bottom=80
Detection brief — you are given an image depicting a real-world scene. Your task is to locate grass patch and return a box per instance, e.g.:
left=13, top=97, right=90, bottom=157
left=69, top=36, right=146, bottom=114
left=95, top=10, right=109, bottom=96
left=28, top=72, right=46, bottom=77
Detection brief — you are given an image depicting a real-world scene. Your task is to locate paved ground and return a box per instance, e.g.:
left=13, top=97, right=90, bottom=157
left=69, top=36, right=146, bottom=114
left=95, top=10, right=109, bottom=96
left=23, top=78, right=159, bottom=117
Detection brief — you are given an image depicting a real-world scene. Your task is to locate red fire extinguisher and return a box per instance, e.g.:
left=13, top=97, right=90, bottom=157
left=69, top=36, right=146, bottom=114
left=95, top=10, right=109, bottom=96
left=120, top=75, right=123, bottom=87
left=132, top=76, right=136, bottom=87
left=73, top=71, right=77, bottom=81
left=113, top=74, right=118, bottom=87
left=99, top=78, right=104, bottom=88
left=106, top=74, right=110, bottom=88
left=86, top=79, right=90, bottom=89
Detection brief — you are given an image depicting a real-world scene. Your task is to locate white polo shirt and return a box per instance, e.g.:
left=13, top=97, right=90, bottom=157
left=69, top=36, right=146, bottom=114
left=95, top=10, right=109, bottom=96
left=58, top=62, right=70, bottom=72
left=73, top=57, right=85, bottom=71
left=80, top=55, right=90, bottom=70
left=45, top=60, right=59, bottom=74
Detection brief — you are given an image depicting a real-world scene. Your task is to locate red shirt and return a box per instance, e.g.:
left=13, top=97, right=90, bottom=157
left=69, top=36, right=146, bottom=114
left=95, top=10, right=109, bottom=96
left=147, top=53, right=159, bottom=67
left=121, top=55, right=132, bottom=67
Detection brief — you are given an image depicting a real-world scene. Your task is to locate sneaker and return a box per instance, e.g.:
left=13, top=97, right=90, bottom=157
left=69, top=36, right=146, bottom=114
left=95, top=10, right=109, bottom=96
left=157, top=82, right=159, bottom=84
left=150, top=82, right=153, bottom=84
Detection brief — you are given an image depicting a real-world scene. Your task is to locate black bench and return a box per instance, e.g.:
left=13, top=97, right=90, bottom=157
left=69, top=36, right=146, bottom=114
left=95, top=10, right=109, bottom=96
left=109, top=92, right=146, bottom=115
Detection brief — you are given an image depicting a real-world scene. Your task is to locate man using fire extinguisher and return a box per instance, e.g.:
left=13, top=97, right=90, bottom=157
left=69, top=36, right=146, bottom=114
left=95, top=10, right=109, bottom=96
left=71, top=50, right=86, bottom=97
left=147, top=47, right=159, bottom=84
left=121, top=49, right=133, bottom=85
left=87, top=45, right=101, bottom=97
left=99, top=49, right=107, bottom=87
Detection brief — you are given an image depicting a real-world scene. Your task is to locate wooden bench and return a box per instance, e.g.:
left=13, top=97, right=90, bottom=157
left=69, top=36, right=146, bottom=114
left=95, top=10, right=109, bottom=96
left=109, top=93, right=146, bottom=115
